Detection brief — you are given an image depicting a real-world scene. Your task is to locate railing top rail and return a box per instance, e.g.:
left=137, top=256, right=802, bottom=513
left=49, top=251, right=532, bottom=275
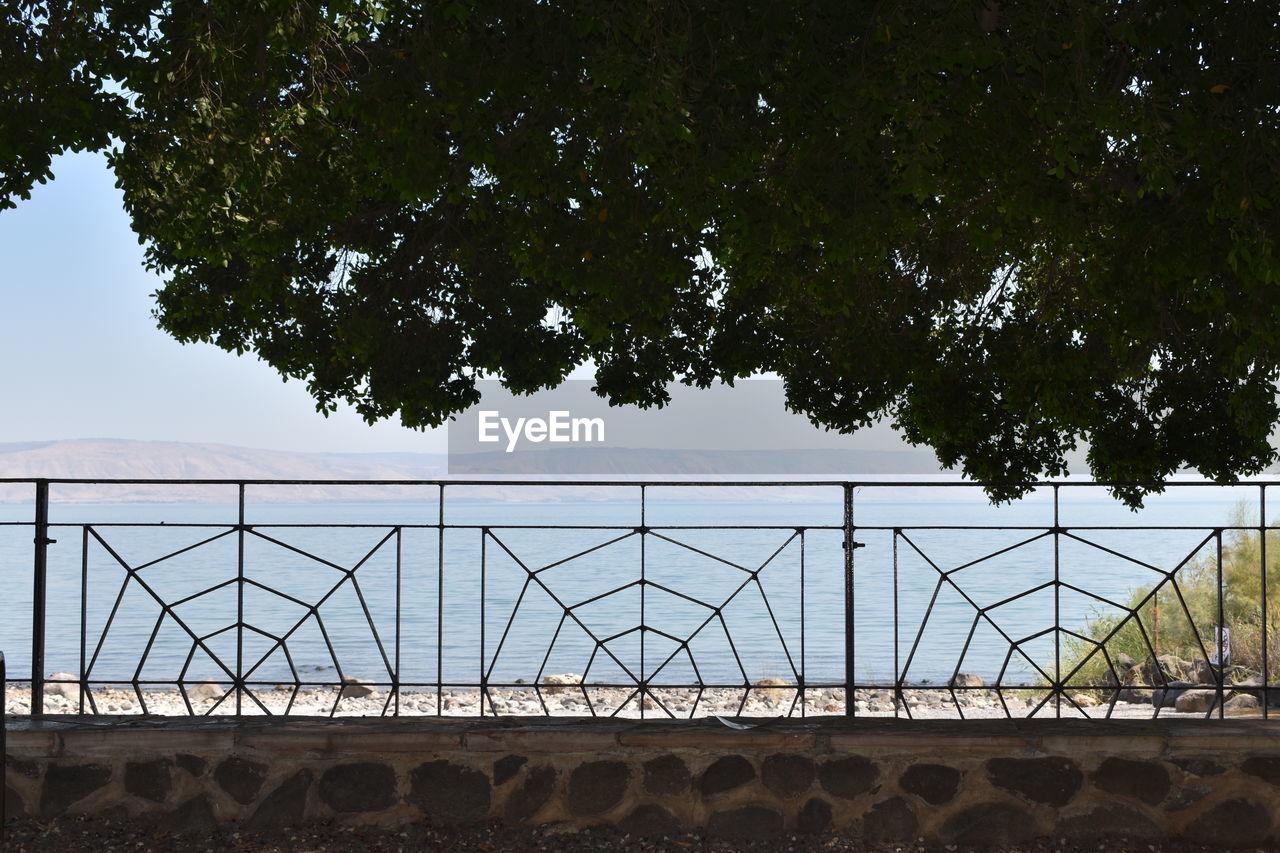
left=0, top=477, right=1278, bottom=488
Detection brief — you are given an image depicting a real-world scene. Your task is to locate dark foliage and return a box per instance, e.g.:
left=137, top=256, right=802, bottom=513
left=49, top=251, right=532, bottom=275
left=3, top=1, right=1278, bottom=503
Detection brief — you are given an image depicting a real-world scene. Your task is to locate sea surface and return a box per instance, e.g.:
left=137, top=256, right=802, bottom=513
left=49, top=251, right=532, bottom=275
left=0, top=482, right=1267, bottom=691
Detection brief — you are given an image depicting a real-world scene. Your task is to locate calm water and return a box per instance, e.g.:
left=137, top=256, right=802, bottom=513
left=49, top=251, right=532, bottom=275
left=0, top=483, right=1264, bottom=690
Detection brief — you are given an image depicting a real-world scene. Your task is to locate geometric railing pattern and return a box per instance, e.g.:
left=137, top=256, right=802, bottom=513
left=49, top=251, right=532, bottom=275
left=82, top=525, right=400, bottom=716
left=894, top=527, right=1234, bottom=720
left=483, top=526, right=802, bottom=718
left=1, top=478, right=1273, bottom=719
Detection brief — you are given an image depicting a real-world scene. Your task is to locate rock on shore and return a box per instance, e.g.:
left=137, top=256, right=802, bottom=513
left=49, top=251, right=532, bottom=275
left=1, top=678, right=1246, bottom=719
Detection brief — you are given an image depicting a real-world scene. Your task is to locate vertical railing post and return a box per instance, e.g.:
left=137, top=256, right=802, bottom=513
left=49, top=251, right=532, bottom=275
left=1216, top=528, right=1225, bottom=719
left=892, top=528, right=900, bottom=716
left=843, top=483, right=855, bottom=716
left=799, top=527, right=806, bottom=717
left=1053, top=484, right=1061, bottom=718
left=31, top=479, right=51, bottom=719
left=640, top=484, right=647, bottom=719
left=236, top=483, right=245, bottom=716
left=1262, top=485, right=1269, bottom=720
left=437, top=483, right=445, bottom=716
left=394, top=526, right=402, bottom=717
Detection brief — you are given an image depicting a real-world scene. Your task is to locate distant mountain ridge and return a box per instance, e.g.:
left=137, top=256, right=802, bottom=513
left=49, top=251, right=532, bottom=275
left=0, top=441, right=57, bottom=454
left=0, top=439, right=447, bottom=502
left=0, top=438, right=446, bottom=479
left=0, top=438, right=947, bottom=503
left=449, top=446, right=944, bottom=475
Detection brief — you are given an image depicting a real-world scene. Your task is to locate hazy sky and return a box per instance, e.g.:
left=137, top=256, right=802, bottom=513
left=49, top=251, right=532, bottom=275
left=0, top=151, right=912, bottom=457
left=0, top=151, right=449, bottom=453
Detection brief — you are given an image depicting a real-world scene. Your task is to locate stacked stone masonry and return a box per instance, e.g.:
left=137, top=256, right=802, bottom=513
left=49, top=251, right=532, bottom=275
left=5, top=717, right=1280, bottom=847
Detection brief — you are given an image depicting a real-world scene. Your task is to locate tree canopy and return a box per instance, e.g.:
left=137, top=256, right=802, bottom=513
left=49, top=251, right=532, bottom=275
left=3, top=1, right=1278, bottom=502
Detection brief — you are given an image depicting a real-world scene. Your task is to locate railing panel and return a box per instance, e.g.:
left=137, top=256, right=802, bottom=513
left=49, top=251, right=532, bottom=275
left=0, top=478, right=1276, bottom=719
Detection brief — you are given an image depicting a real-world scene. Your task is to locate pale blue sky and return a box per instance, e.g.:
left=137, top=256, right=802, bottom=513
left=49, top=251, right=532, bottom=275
left=0, top=151, right=913, bottom=458
left=0, top=151, right=449, bottom=453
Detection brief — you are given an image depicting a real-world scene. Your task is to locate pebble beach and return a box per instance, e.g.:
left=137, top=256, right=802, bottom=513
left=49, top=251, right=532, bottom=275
left=2, top=679, right=1228, bottom=719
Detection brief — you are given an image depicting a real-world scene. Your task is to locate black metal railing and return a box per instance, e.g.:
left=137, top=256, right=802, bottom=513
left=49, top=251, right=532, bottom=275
left=0, top=478, right=1274, bottom=720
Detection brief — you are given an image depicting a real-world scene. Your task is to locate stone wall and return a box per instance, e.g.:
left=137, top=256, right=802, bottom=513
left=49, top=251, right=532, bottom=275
left=6, top=717, right=1280, bottom=847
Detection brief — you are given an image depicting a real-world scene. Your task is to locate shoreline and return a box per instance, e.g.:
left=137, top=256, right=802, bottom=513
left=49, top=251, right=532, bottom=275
left=1, top=682, right=1220, bottom=719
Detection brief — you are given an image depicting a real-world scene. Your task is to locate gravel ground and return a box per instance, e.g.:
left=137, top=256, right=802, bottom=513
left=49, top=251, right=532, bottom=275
left=1, top=816, right=1270, bottom=853
left=5, top=684, right=1197, bottom=720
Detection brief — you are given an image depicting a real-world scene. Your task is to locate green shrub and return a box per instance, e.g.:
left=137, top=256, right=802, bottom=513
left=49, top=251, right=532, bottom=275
left=1061, top=505, right=1280, bottom=689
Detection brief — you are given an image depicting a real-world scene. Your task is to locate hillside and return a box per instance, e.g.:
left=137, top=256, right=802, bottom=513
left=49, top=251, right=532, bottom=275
left=0, top=439, right=445, bottom=502
left=0, top=438, right=947, bottom=503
